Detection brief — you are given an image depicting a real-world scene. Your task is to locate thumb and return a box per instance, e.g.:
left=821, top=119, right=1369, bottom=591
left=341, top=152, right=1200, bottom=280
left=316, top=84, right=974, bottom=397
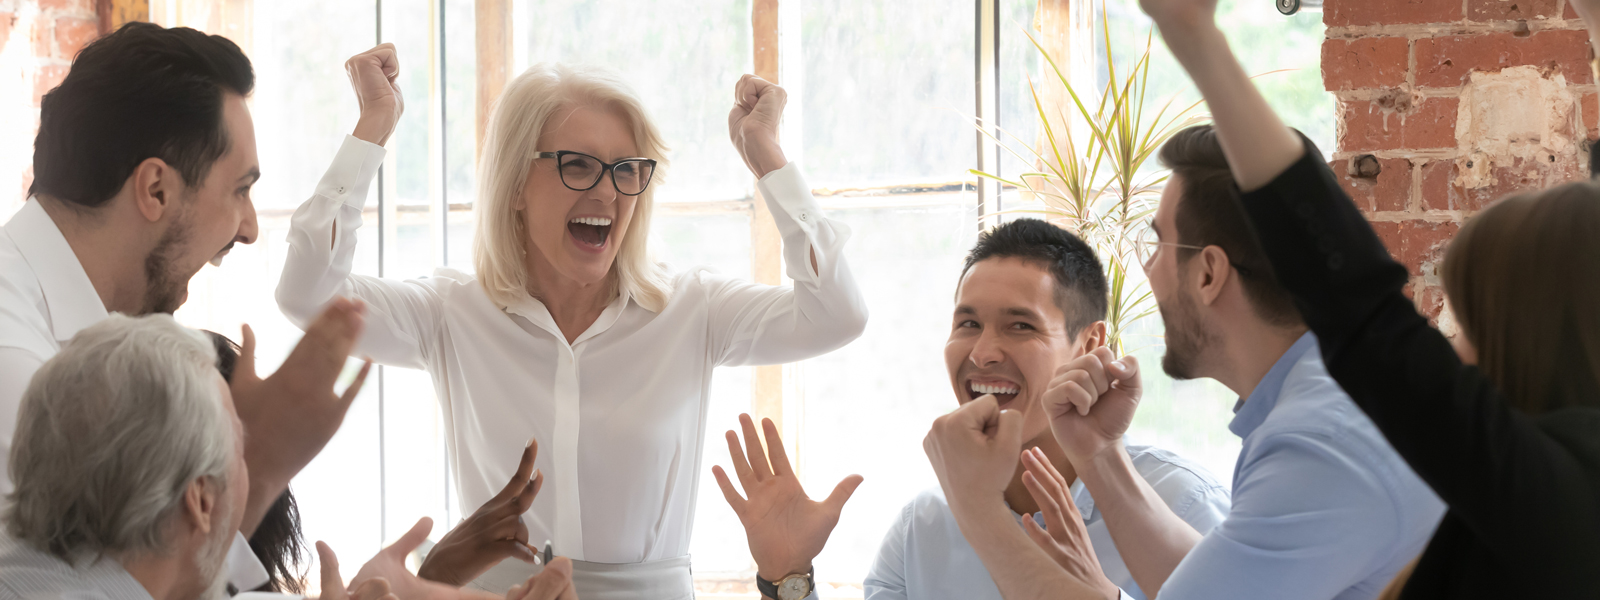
left=527, top=557, right=574, bottom=600
left=1109, top=355, right=1142, bottom=397
left=823, top=474, right=864, bottom=513
left=996, top=409, right=1026, bottom=453
left=317, top=541, right=348, bottom=600
left=384, top=517, right=433, bottom=558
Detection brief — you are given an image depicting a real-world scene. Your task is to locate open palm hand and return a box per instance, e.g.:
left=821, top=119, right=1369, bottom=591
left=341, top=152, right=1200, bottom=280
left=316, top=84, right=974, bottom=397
left=713, top=414, right=863, bottom=582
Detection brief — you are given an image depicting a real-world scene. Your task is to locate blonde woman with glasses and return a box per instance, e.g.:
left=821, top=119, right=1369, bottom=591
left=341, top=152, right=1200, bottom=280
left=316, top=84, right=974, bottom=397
left=275, top=46, right=867, bottom=600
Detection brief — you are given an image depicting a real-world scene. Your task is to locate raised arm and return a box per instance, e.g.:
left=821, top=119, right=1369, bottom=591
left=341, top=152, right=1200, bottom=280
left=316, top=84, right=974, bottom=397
left=1139, top=0, right=1302, bottom=191
left=1153, top=0, right=1600, bottom=593
left=706, top=76, right=868, bottom=367
left=275, top=44, right=442, bottom=370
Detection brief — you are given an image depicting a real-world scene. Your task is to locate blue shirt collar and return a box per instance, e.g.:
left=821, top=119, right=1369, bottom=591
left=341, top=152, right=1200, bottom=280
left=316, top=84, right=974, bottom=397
left=1229, top=332, right=1318, bottom=439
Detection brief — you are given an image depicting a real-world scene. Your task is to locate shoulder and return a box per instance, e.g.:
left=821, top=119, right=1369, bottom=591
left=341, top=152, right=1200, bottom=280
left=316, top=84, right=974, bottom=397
left=1124, top=443, right=1231, bottom=528
left=0, top=252, right=51, bottom=357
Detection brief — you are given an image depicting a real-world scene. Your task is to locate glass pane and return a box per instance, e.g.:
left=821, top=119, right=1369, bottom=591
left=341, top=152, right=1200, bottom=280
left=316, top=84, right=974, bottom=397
left=999, top=0, right=1044, bottom=192
left=796, top=195, right=981, bottom=592
left=445, top=0, right=478, bottom=270
left=517, top=0, right=754, bottom=203
left=799, top=0, right=976, bottom=190
left=1101, top=0, right=1334, bottom=155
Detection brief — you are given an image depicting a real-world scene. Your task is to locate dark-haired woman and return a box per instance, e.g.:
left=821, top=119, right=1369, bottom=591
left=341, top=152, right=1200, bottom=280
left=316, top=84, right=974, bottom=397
left=207, top=332, right=308, bottom=594
left=1135, top=0, right=1600, bottom=597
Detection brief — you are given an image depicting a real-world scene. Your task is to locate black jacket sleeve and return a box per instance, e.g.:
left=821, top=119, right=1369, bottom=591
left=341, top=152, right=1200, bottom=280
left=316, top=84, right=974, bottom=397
left=1235, top=137, right=1600, bottom=594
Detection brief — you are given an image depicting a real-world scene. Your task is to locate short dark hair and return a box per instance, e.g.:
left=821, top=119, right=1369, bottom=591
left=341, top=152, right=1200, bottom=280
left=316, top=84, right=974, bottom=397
left=959, top=218, right=1109, bottom=337
left=30, top=22, right=254, bottom=208
left=1159, top=126, right=1301, bottom=327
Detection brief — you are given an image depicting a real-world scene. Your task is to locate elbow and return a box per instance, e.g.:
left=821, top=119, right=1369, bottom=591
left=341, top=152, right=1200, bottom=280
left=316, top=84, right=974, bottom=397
left=273, top=283, right=317, bottom=329
left=839, top=300, right=869, bottom=344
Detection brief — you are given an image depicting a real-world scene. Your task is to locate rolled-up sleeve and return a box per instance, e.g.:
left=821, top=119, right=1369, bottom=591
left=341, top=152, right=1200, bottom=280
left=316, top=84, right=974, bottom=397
left=707, top=163, right=869, bottom=367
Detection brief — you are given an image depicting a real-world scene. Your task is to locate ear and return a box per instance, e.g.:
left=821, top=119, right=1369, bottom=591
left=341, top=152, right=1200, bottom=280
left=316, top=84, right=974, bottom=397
left=130, top=157, right=179, bottom=224
left=181, top=476, right=221, bottom=536
left=1074, top=321, right=1108, bottom=355
left=1194, top=246, right=1233, bottom=306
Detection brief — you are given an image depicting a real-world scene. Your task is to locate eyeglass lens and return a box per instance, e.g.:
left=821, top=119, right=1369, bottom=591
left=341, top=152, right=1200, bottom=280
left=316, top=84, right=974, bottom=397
left=558, top=153, right=654, bottom=196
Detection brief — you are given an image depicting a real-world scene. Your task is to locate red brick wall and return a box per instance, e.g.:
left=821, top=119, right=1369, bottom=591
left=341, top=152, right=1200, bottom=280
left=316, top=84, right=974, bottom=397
left=1322, top=0, right=1595, bottom=332
left=0, top=0, right=102, bottom=217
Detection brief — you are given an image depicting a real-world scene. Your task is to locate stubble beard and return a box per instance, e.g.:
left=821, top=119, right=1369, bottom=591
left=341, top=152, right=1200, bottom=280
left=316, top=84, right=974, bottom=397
left=1159, top=284, right=1217, bottom=381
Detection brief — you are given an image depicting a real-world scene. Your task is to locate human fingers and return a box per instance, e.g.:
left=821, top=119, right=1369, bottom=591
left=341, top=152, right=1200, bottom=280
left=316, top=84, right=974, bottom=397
left=495, top=438, right=540, bottom=502
left=237, top=323, right=258, bottom=382
left=711, top=465, right=749, bottom=514
left=284, top=298, right=367, bottom=385
left=750, top=83, right=787, bottom=120
left=723, top=429, right=756, bottom=490
left=1108, top=355, right=1142, bottom=398
left=501, top=539, right=540, bottom=564
left=338, top=359, right=374, bottom=408
left=996, top=408, right=1025, bottom=455
left=384, top=517, right=433, bottom=557
left=1078, top=351, right=1112, bottom=397
left=823, top=474, right=865, bottom=513
left=739, top=414, right=772, bottom=480
left=1063, top=370, right=1099, bottom=416
left=367, top=43, right=400, bottom=80
left=525, top=557, right=574, bottom=600
left=761, top=418, right=794, bottom=478
left=1021, top=463, right=1070, bottom=544
left=1031, top=447, right=1072, bottom=492
left=514, top=469, right=543, bottom=513
left=316, top=541, right=348, bottom=600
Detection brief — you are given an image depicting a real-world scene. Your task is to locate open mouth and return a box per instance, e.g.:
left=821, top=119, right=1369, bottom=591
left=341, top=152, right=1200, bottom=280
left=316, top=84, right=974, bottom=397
left=568, top=216, right=613, bottom=251
left=967, top=380, right=1021, bottom=409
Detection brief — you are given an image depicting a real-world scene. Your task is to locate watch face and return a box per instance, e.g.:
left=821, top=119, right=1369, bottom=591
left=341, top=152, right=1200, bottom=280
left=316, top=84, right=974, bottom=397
left=778, top=575, right=812, bottom=600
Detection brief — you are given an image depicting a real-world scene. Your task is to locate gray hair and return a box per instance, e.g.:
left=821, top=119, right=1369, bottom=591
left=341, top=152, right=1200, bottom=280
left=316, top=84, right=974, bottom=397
left=3, top=313, right=235, bottom=562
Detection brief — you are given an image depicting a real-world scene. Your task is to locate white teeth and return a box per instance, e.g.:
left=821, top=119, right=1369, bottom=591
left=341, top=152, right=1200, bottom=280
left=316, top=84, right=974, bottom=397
left=972, top=383, right=1020, bottom=395
left=570, top=217, right=612, bottom=226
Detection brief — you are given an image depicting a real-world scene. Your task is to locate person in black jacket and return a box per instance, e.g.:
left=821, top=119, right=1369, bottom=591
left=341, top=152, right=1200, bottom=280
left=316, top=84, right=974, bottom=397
left=1126, top=0, right=1600, bottom=597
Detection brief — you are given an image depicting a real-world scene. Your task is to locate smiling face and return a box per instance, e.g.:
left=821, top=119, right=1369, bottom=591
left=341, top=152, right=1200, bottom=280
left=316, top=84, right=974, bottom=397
left=143, top=93, right=261, bottom=314
left=946, top=256, right=1102, bottom=445
left=517, top=104, right=641, bottom=288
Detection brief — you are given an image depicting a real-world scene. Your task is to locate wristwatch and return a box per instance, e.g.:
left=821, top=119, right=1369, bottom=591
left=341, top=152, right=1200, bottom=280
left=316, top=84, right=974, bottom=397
left=756, top=567, right=814, bottom=600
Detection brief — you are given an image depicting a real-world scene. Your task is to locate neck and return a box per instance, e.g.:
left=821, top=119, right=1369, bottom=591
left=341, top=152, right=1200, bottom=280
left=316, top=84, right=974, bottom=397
left=523, top=249, right=615, bottom=344
left=37, top=196, right=150, bottom=314
left=1003, top=433, right=1078, bottom=516
left=1210, top=320, right=1308, bottom=400
left=116, top=551, right=195, bottom=600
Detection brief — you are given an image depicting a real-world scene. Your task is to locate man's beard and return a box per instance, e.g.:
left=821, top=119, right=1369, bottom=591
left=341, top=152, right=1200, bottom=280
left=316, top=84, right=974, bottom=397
left=1159, top=284, right=1217, bottom=380
left=141, top=212, right=192, bottom=315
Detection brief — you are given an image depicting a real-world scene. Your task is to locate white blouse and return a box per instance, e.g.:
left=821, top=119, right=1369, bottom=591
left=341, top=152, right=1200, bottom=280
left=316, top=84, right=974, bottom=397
left=276, top=136, right=867, bottom=564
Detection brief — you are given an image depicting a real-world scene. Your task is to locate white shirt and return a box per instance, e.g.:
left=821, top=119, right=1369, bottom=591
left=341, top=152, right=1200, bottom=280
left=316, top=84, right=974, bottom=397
left=864, top=441, right=1231, bottom=600
left=0, top=198, right=271, bottom=593
left=0, top=530, right=293, bottom=600
left=275, top=136, right=868, bottom=563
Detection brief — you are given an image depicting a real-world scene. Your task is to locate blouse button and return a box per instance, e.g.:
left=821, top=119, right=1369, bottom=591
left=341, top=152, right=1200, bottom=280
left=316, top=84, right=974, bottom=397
left=799, top=213, right=809, bottom=222
left=337, top=186, right=347, bottom=194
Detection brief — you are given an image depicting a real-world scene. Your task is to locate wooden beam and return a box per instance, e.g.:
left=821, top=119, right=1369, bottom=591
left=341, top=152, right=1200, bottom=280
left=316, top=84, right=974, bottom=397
left=1032, top=0, right=1095, bottom=163
left=475, top=0, right=513, bottom=158
left=98, top=0, right=150, bottom=34
left=750, top=0, right=785, bottom=436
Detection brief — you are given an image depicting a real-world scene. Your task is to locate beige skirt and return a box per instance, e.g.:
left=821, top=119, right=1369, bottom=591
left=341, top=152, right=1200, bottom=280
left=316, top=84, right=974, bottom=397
left=469, top=555, right=695, bottom=600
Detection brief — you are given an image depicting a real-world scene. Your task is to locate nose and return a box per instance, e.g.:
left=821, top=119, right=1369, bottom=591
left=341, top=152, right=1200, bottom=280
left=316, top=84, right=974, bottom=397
left=969, top=327, right=1005, bottom=368
left=237, top=198, right=259, bottom=245
left=586, top=170, right=620, bottom=205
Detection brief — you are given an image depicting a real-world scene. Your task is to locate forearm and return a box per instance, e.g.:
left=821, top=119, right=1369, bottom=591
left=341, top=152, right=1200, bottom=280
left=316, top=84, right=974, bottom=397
left=1155, top=19, right=1303, bottom=191
left=1076, top=443, right=1201, bottom=598
left=277, top=136, right=385, bottom=324
left=948, top=495, right=1112, bottom=600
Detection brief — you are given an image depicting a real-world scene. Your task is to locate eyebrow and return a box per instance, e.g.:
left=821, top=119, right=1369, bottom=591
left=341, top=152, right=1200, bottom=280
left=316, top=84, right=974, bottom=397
left=954, top=305, right=976, bottom=315
left=1004, top=307, right=1044, bottom=321
left=238, top=167, right=261, bottom=186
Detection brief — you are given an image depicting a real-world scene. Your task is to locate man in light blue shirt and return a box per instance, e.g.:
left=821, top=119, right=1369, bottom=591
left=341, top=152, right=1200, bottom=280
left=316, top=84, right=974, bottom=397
left=998, top=125, right=1447, bottom=600
left=709, top=220, right=1229, bottom=600
left=866, top=440, right=1227, bottom=600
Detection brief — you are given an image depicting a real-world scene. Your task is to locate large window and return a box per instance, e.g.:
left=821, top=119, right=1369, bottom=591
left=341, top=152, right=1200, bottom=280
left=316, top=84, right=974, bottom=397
left=130, top=1, right=1334, bottom=598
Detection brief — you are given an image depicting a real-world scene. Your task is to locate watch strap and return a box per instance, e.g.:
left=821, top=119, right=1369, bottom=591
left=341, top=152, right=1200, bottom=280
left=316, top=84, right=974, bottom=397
left=756, top=567, right=814, bottom=599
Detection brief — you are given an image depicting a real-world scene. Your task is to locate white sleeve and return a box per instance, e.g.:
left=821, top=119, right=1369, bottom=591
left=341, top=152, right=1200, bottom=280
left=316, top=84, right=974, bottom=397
left=707, top=163, right=869, bottom=367
left=274, top=136, right=440, bottom=370
left=0, top=347, right=44, bottom=496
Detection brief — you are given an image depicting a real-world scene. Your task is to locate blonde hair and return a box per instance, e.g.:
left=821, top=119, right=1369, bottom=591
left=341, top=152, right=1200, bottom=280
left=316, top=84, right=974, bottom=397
left=474, top=63, right=674, bottom=312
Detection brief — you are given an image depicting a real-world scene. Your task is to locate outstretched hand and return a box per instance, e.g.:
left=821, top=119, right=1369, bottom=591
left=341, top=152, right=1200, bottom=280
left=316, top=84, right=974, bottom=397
left=420, top=439, right=545, bottom=586
left=234, top=297, right=373, bottom=535
left=1019, top=448, right=1120, bottom=599
left=1042, top=348, right=1141, bottom=470
left=727, top=74, right=789, bottom=179
left=713, top=414, right=863, bottom=582
left=316, top=542, right=397, bottom=600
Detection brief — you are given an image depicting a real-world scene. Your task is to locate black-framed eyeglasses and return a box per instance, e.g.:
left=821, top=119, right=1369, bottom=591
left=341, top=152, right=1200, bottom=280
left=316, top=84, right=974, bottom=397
left=535, top=151, right=657, bottom=196
left=1134, top=222, right=1255, bottom=277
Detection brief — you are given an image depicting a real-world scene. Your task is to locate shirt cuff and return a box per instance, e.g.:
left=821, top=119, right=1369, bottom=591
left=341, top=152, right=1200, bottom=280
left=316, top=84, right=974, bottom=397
left=316, top=135, right=387, bottom=212
left=755, top=161, right=821, bottom=240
